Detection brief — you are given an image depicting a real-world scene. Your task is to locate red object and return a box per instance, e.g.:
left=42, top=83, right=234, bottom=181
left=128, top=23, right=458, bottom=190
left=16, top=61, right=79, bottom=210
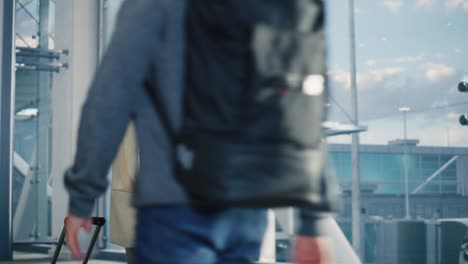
left=278, top=87, right=289, bottom=95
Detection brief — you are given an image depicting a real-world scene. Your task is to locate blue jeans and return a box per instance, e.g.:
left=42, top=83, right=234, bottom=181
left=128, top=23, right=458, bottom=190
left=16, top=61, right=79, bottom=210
left=135, top=207, right=268, bottom=264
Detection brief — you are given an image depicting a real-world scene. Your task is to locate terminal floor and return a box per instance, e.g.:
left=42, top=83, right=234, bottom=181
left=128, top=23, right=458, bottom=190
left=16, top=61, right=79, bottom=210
left=0, top=252, right=125, bottom=264
left=0, top=253, right=285, bottom=264
left=0, top=251, right=290, bottom=264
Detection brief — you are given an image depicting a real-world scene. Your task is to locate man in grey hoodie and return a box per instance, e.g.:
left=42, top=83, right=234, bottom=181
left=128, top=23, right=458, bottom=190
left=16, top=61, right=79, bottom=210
left=64, top=0, right=335, bottom=263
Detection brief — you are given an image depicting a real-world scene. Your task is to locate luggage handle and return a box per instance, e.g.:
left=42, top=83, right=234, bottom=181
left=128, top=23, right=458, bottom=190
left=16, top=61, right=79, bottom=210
left=51, top=217, right=106, bottom=264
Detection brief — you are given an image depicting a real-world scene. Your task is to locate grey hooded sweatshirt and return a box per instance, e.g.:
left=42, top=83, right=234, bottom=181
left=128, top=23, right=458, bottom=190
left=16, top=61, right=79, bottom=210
left=64, top=0, right=329, bottom=237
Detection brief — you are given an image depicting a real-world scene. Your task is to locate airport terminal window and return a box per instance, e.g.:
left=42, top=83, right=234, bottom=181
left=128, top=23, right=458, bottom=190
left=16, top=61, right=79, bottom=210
left=361, top=153, right=381, bottom=181
left=329, top=151, right=458, bottom=194
left=13, top=0, right=57, bottom=242
left=329, top=152, right=352, bottom=181
left=380, top=154, right=403, bottom=181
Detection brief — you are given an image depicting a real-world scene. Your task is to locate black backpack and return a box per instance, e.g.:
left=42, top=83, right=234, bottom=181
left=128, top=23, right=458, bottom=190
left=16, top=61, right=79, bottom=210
left=179, top=0, right=338, bottom=210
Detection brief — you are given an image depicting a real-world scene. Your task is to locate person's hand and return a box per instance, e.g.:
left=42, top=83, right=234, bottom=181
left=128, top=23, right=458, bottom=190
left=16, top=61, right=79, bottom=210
left=65, top=215, right=93, bottom=259
left=294, top=236, right=334, bottom=264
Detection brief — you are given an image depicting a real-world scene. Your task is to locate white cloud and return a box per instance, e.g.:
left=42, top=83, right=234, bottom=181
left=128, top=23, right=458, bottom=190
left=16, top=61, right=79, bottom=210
left=447, top=111, right=459, bottom=120
left=363, top=132, right=376, bottom=143
left=354, top=7, right=366, bottom=14
left=446, top=0, right=462, bottom=8
left=384, top=1, right=403, bottom=13
left=434, top=53, right=446, bottom=60
left=328, top=68, right=351, bottom=89
left=415, top=0, right=435, bottom=8
left=431, top=99, right=449, bottom=108
left=368, top=67, right=405, bottom=82
left=328, top=67, right=405, bottom=90
left=366, top=60, right=377, bottom=66
left=372, top=68, right=403, bottom=79
left=445, top=0, right=468, bottom=10
left=425, top=63, right=456, bottom=81
left=395, top=54, right=426, bottom=63
left=447, top=127, right=468, bottom=146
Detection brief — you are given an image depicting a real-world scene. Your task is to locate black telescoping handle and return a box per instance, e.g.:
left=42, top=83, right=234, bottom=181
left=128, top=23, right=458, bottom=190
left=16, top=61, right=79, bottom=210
left=50, top=217, right=106, bottom=264
left=50, top=226, right=66, bottom=264
left=82, top=224, right=102, bottom=264
left=91, top=217, right=106, bottom=226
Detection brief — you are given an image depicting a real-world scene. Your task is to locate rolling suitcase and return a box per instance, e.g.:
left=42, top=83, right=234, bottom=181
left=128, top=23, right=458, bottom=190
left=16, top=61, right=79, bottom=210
left=51, top=217, right=106, bottom=264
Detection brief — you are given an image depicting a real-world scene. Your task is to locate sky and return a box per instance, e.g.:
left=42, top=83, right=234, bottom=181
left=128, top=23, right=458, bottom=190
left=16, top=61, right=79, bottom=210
left=325, top=0, right=468, bottom=147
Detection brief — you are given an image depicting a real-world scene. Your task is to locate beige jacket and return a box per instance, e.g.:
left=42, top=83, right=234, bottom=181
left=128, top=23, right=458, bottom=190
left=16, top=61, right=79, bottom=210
left=109, top=124, right=138, bottom=248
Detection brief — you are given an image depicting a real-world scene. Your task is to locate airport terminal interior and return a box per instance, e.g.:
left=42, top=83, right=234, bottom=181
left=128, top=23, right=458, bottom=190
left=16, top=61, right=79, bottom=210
left=1, top=0, right=468, bottom=263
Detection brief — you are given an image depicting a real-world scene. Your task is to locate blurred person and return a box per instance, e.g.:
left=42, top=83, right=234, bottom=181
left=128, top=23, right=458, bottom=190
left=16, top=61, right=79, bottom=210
left=110, top=124, right=138, bottom=264
left=63, top=0, right=338, bottom=263
left=63, top=0, right=187, bottom=261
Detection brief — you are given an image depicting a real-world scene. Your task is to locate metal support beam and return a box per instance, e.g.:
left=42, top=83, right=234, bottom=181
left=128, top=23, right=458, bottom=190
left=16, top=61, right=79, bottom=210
left=412, top=156, right=458, bottom=194
left=13, top=150, right=39, bottom=241
left=0, top=0, right=15, bottom=260
left=34, top=0, right=52, bottom=240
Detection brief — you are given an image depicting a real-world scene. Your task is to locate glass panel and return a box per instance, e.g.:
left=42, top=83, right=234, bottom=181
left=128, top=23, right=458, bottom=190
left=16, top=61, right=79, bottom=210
left=22, top=0, right=40, bottom=22
left=407, top=154, right=421, bottom=181
left=374, top=183, right=402, bottom=194
left=18, top=0, right=35, bottom=8
left=364, top=223, right=377, bottom=263
left=12, top=0, right=55, bottom=242
left=48, top=1, right=55, bottom=49
left=361, top=153, right=381, bottom=181
left=15, top=9, right=39, bottom=48
left=329, top=152, right=352, bottom=181
left=441, top=184, right=457, bottom=193
left=380, top=154, right=403, bottom=181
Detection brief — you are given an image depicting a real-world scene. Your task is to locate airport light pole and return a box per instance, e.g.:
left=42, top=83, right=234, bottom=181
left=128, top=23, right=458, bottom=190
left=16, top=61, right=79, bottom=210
left=399, top=106, right=411, bottom=220
left=348, top=0, right=362, bottom=258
